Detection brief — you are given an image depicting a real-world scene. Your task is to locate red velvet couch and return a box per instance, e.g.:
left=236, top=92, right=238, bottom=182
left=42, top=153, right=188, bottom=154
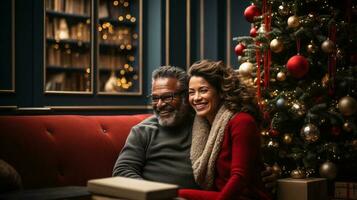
left=0, top=114, right=150, bottom=189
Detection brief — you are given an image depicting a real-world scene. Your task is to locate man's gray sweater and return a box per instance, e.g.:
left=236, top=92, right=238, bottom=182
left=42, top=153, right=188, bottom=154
left=112, top=115, right=200, bottom=189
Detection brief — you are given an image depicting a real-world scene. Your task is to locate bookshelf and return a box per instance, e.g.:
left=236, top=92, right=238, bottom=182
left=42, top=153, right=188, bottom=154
left=44, top=0, right=142, bottom=95
left=44, top=0, right=92, bottom=93
left=97, top=0, right=141, bottom=95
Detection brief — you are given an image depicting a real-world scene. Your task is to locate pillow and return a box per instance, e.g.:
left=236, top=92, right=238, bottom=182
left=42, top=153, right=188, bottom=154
left=0, top=159, right=22, bottom=193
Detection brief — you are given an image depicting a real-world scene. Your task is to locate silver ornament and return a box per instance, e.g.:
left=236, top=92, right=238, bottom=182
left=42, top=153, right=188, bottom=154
left=300, top=123, right=320, bottom=143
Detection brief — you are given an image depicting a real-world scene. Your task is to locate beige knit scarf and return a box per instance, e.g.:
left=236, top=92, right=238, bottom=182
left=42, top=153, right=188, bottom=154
left=190, top=105, right=234, bottom=189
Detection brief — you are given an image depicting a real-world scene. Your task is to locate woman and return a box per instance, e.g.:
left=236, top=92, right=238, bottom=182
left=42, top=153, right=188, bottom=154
left=179, top=60, right=271, bottom=200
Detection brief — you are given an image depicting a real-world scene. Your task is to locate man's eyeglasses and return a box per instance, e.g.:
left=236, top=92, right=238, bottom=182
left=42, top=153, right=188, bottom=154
left=148, top=91, right=185, bottom=104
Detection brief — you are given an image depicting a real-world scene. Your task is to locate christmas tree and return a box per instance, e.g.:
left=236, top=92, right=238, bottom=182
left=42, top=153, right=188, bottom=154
left=234, top=0, right=357, bottom=181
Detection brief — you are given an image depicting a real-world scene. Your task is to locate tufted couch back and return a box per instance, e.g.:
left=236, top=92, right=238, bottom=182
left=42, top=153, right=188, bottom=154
left=0, top=114, right=150, bottom=189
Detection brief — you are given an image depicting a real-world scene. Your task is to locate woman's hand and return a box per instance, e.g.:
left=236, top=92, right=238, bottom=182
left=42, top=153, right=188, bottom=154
left=261, top=166, right=278, bottom=191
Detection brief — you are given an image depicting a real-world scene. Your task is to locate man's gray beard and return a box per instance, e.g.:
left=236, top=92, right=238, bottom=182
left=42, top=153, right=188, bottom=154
left=154, top=101, right=189, bottom=127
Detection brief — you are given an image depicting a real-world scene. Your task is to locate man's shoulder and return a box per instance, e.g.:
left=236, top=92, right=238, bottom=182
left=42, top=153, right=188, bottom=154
left=132, top=115, right=160, bottom=131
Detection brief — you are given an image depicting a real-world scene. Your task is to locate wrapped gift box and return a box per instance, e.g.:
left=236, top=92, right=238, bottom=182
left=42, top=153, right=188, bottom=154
left=277, top=178, right=327, bottom=200
left=335, top=182, right=357, bottom=199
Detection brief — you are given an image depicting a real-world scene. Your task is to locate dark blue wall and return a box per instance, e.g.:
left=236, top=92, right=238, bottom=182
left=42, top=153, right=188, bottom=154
left=0, top=0, right=249, bottom=115
left=146, top=0, right=163, bottom=94
left=230, top=0, right=250, bottom=68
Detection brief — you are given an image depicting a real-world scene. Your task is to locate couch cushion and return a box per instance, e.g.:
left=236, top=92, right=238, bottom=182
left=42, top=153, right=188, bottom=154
left=0, top=114, right=150, bottom=189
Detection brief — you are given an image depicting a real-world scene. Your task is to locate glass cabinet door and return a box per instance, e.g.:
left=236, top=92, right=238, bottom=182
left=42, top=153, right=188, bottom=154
left=97, top=0, right=142, bottom=95
left=44, top=0, right=93, bottom=93
left=0, top=0, right=14, bottom=93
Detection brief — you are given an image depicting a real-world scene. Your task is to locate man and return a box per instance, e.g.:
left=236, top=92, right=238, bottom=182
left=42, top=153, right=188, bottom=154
left=113, top=66, right=199, bottom=188
left=113, top=66, right=276, bottom=189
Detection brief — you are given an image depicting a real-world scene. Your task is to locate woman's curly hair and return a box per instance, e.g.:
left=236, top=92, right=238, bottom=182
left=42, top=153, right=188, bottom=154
left=188, top=60, right=261, bottom=122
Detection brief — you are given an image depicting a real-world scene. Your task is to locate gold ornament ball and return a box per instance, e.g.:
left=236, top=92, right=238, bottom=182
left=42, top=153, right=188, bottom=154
left=338, top=96, right=357, bottom=116
left=321, top=39, right=335, bottom=54
left=343, top=121, right=353, bottom=132
left=300, top=123, right=320, bottom=143
left=283, top=133, right=293, bottom=144
left=272, top=163, right=282, bottom=177
left=307, top=41, right=317, bottom=54
left=270, top=38, right=284, bottom=53
left=270, top=90, right=279, bottom=98
left=291, top=169, right=306, bottom=179
left=291, top=101, right=306, bottom=117
left=238, top=61, right=254, bottom=77
left=319, top=161, right=337, bottom=180
left=287, top=15, right=300, bottom=28
left=276, top=72, right=286, bottom=81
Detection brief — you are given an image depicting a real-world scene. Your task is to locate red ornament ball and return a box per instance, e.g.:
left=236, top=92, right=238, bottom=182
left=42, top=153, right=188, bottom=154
left=234, top=43, right=246, bottom=56
left=244, top=5, right=261, bottom=23
left=269, top=129, right=280, bottom=137
left=250, top=27, right=258, bottom=37
left=286, top=55, right=309, bottom=78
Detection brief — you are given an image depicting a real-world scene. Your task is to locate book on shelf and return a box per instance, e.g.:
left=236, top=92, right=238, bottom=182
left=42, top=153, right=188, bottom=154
left=48, top=0, right=89, bottom=15
left=99, top=0, right=109, bottom=18
left=64, top=0, right=85, bottom=15
left=99, top=54, right=126, bottom=70
left=45, top=0, right=53, bottom=11
left=46, top=17, right=54, bottom=39
left=87, top=176, right=178, bottom=200
left=84, top=0, right=91, bottom=16
left=46, top=73, right=65, bottom=91
left=73, top=0, right=84, bottom=15
left=46, top=46, right=61, bottom=66
left=53, top=0, right=64, bottom=12
left=47, top=45, right=90, bottom=69
left=70, top=22, right=90, bottom=41
left=65, top=0, right=74, bottom=14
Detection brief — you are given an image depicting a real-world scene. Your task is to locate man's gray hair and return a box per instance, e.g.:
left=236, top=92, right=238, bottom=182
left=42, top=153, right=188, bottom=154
left=152, top=66, right=188, bottom=92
